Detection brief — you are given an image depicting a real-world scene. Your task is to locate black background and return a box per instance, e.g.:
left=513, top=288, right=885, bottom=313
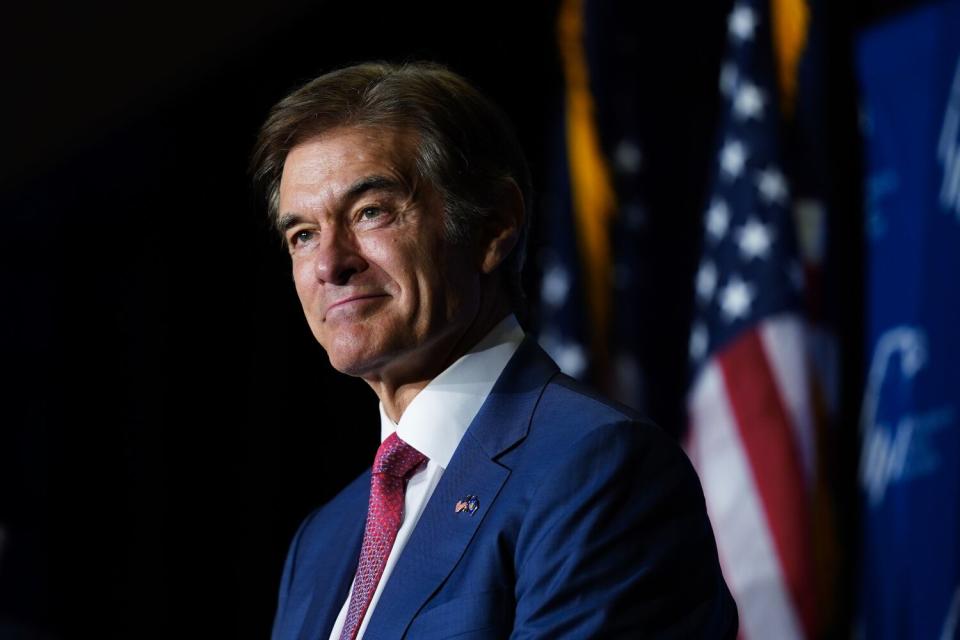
left=0, top=0, right=919, bottom=637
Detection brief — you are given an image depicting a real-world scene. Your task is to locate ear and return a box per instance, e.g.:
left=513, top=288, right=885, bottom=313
left=481, top=178, right=525, bottom=275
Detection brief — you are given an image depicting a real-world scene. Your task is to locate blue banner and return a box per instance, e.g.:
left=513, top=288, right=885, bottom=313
left=857, top=1, right=960, bottom=638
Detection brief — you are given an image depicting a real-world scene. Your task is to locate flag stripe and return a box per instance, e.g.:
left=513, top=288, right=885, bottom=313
left=688, top=361, right=803, bottom=640
left=759, top=317, right=816, bottom=486
left=718, top=329, right=815, bottom=636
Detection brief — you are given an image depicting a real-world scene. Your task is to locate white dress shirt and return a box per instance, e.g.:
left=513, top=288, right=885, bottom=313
left=328, top=314, right=525, bottom=639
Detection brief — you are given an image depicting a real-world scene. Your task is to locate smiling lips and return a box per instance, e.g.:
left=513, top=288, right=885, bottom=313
left=325, top=293, right=389, bottom=319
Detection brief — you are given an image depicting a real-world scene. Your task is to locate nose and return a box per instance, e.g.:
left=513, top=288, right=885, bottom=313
left=313, top=227, right=368, bottom=285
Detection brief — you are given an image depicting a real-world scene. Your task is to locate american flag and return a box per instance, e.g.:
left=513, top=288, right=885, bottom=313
left=684, top=1, right=817, bottom=638
left=537, top=0, right=649, bottom=411
left=536, top=0, right=616, bottom=386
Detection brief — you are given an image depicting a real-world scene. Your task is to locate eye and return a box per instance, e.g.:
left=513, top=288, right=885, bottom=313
left=289, top=229, right=314, bottom=246
left=360, top=206, right=382, bottom=220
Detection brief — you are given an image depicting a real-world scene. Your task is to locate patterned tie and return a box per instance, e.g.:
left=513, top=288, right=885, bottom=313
left=339, top=432, right=427, bottom=640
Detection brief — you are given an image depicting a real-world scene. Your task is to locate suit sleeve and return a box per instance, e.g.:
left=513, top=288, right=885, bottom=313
left=511, top=420, right=737, bottom=639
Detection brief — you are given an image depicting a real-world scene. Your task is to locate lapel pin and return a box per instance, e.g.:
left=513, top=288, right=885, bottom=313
left=455, top=495, right=480, bottom=515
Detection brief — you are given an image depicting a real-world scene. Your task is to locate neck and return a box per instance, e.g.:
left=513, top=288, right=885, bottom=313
left=366, top=292, right=513, bottom=424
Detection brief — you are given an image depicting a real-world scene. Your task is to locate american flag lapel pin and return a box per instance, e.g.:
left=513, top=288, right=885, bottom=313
left=455, top=495, right=480, bottom=515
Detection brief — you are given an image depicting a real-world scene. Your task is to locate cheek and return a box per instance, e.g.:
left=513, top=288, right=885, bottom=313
left=445, top=263, right=480, bottom=315
left=291, top=260, right=321, bottom=318
left=361, top=234, right=419, bottom=294
left=358, top=235, right=396, bottom=269
left=428, top=246, right=479, bottom=320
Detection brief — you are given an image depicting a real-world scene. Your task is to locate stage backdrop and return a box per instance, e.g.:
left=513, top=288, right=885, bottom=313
left=857, top=1, right=960, bottom=637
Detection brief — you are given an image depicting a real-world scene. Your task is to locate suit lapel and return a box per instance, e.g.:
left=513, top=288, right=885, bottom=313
left=298, top=482, right=368, bottom=640
left=362, top=338, right=559, bottom=639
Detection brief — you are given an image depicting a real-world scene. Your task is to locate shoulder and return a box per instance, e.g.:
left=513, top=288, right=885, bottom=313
left=500, top=370, right=703, bottom=523
left=518, top=371, right=683, bottom=472
left=505, top=375, right=737, bottom=636
left=537, top=371, right=646, bottom=425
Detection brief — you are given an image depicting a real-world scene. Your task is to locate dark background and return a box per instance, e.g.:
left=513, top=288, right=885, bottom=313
left=0, top=1, right=920, bottom=637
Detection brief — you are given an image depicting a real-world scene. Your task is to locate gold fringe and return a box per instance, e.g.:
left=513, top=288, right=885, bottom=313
left=771, top=0, right=809, bottom=117
left=557, top=0, right=616, bottom=369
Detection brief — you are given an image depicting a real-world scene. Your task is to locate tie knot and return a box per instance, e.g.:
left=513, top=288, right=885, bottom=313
left=372, top=432, right=427, bottom=478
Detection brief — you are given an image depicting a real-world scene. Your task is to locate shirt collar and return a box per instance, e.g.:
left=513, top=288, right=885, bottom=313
left=378, top=314, right=524, bottom=468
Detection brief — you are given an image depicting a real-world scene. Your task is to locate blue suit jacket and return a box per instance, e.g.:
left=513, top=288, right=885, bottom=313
left=272, top=338, right=737, bottom=639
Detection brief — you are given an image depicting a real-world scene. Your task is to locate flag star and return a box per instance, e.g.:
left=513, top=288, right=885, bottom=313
left=756, top=167, right=789, bottom=204
left=689, top=323, right=709, bottom=360
left=696, top=261, right=718, bottom=303
left=735, top=218, right=774, bottom=260
left=728, top=4, right=757, bottom=42
left=705, top=199, right=731, bottom=240
left=719, top=276, right=755, bottom=321
left=720, top=139, right=748, bottom=180
left=794, top=198, right=827, bottom=263
left=540, top=262, right=570, bottom=308
left=719, top=62, right=738, bottom=97
left=614, top=139, right=643, bottom=174
left=733, top=83, right=766, bottom=120
left=538, top=333, right=588, bottom=379
left=555, top=341, right=588, bottom=378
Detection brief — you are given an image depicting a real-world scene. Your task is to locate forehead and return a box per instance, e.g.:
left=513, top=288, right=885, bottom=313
left=279, top=127, right=417, bottom=210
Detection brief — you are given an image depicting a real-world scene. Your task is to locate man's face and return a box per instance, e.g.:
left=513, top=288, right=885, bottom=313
left=278, top=127, right=482, bottom=381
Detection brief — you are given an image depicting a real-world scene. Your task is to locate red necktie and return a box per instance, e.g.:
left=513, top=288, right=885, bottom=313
left=340, top=432, right=427, bottom=640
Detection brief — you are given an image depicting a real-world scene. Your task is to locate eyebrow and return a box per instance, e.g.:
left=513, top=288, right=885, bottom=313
left=277, top=174, right=408, bottom=233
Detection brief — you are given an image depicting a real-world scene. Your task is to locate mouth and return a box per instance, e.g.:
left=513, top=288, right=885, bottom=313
left=324, top=294, right=390, bottom=318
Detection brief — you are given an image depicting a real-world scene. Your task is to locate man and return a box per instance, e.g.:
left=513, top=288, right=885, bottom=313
left=252, top=62, right=737, bottom=639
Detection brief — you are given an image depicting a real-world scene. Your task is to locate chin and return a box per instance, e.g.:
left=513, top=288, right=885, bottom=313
left=324, top=349, right=372, bottom=377
left=318, top=322, right=414, bottom=378
left=323, top=340, right=395, bottom=379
